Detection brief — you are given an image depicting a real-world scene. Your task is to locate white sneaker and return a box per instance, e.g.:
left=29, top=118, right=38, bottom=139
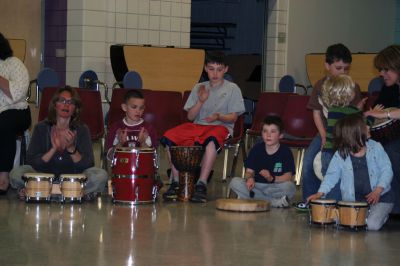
left=271, top=196, right=290, bottom=208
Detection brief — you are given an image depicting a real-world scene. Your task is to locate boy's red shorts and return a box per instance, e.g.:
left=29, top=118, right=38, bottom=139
left=162, top=123, right=229, bottom=150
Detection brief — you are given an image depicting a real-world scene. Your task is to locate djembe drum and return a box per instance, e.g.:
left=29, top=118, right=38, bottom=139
left=169, top=146, right=204, bottom=201
left=370, top=107, right=400, bottom=144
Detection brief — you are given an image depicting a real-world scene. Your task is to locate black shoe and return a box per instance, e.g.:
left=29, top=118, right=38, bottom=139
left=190, top=182, right=207, bottom=203
left=83, top=192, right=99, bottom=202
left=163, top=181, right=179, bottom=201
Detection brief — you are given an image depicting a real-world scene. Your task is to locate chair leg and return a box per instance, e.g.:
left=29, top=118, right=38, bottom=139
left=294, top=148, right=305, bottom=185
left=20, top=134, right=26, bottom=165
left=100, top=137, right=105, bottom=169
left=222, top=147, right=229, bottom=182
left=228, top=143, right=240, bottom=179
left=227, top=185, right=231, bottom=198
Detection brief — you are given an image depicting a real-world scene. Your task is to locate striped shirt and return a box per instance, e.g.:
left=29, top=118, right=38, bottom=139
left=325, top=106, right=360, bottom=151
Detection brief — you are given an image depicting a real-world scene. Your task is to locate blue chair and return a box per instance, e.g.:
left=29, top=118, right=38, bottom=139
left=279, top=75, right=307, bottom=94
left=123, top=71, right=143, bottom=89
left=108, top=71, right=143, bottom=104
left=368, top=76, right=384, bottom=94
left=28, top=68, right=60, bottom=107
left=79, top=70, right=99, bottom=90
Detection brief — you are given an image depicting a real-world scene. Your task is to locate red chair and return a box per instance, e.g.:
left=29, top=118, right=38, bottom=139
left=280, top=95, right=317, bottom=185
left=245, top=92, right=294, bottom=154
left=142, top=90, right=183, bottom=140
left=364, top=91, right=379, bottom=111
left=181, top=90, right=191, bottom=123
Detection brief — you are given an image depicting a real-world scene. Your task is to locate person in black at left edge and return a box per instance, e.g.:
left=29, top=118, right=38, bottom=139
left=0, top=32, right=31, bottom=195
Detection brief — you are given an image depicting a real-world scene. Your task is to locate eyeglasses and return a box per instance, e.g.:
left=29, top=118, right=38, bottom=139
left=57, top=97, right=75, bottom=105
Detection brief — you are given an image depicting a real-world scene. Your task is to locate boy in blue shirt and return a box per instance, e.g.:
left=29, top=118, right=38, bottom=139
left=229, top=116, right=295, bottom=207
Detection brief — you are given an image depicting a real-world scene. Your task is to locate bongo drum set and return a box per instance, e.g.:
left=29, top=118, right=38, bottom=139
left=23, top=173, right=87, bottom=203
left=309, top=199, right=369, bottom=230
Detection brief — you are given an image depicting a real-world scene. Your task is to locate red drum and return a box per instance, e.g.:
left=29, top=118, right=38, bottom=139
left=111, top=147, right=158, bottom=204
left=370, top=108, right=400, bottom=144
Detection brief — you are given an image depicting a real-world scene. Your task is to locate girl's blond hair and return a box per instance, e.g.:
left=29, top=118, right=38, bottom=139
left=321, top=74, right=355, bottom=108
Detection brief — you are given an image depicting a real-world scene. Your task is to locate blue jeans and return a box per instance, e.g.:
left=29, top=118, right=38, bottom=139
left=383, top=139, right=400, bottom=213
left=321, top=150, right=341, bottom=200
left=301, top=135, right=322, bottom=200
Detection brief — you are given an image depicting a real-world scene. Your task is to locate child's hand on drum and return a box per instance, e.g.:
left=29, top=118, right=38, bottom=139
left=365, top=187, right=383, bottom=205
left=117, top=128, right=128, bottom=146
left=138, top=127, right=149, bottom=146
left=306, top=192, right=324, bottom=203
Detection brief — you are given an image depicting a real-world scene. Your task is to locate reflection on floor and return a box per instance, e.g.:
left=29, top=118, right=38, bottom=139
left=1, top=146, right=400, bottom=265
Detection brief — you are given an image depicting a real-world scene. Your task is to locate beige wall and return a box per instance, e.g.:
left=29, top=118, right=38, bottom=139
left=66, top=0, right=191, bottom=89
left=0, top=0, right=42, bottom=121
left=286, top=0, right=396, bottom=88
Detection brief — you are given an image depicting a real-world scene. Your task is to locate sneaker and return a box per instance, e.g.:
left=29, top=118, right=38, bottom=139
left=294, top=201, right=309, bottom=212
left=163, top=181, right=179, bottom=201
left=190, top=182, right=207, bottom=203
left=83, top=192, right=99, bottom=202
left=272, top=195, right=290, bottom=208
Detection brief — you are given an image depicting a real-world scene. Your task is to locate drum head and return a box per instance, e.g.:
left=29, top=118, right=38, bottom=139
left=371, top=108, right=397, bottom=129
left=313, top=151, right=323, bottom=181
left=23, top=172, right=54, bottom=181
left=310, top=199, right=337, bottom=205
left=115, top=147, right=155, bottom=153
left=338, top=201, right=368, bottom=207
left=216, top=199, right=270, bottom=212
left=60, top=174, right=87, bottom=182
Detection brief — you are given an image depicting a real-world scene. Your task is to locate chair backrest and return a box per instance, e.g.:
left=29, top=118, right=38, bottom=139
left=282, top=95, right=317, bottom=138
left=226, top=115, right=244, bottom=145
left=79, top=70, right=99, bottom=90
left=107, top=89, right=183, bottom=140
left=123, top=71, right=143, bottom=89
left=107, top=88, right=129, bottom=129
left=364, top=91, right=380, bottom=111
left=181, top=90, right=191, bottom=123
left=38, top=87, right=59, bottom=121
left=38, top=87, right=104, bottom=140
left=78, top=89, right=105, bottom=140
left=37, top=68, right=59, bottom=92
left=368, top=76, right=384, bottom=94
left=142, top=90, right=183, bottom=138
left=279, top=75, right=295, bottom=93
left=250, top=92, right=294, bottom=132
